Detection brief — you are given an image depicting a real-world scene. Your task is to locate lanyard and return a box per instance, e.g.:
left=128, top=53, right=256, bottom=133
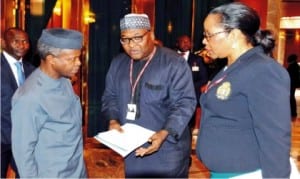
left=129, top=47, right=156, bottom=101
left=205, top=74, right=227, bottom=93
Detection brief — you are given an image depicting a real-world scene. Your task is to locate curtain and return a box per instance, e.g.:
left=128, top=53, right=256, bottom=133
left=25, top=0, right=57, bottom=66
left=155, top=0, right=232, bottom=51
left=87, top=0, right=131, bottom=137
left=155, top=0, right=192, bottom=49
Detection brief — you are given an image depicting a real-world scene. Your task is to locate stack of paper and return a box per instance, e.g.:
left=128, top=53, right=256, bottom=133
left=94, top=123, right=155, bottom=157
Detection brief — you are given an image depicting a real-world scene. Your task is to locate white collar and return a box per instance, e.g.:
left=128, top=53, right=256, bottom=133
left=177, top=50, right=190, bottom=61
left=3, top=51, right=23, bottom=66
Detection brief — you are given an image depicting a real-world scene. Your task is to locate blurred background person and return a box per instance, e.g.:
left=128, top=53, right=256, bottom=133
left=1, top=27, right=35, bottom=178
left=176, top=35, right=208, bottom=131
left=197, top=48, right=227, bottom=81
left=287, top=54, right=300, bottom=122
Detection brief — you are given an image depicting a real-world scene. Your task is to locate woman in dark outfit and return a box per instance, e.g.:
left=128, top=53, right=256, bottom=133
left=196, top=3, right=291, bottom=178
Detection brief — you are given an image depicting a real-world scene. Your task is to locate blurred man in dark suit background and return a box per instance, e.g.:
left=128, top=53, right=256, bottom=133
left=1, top=27, right=35, bottom=178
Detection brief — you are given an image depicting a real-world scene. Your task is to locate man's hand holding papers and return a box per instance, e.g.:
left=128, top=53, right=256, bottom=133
left=94, top=123, right=155, bottom=157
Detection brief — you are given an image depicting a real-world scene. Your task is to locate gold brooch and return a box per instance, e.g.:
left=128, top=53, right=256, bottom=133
left=216, top=81, right=231, bottom=100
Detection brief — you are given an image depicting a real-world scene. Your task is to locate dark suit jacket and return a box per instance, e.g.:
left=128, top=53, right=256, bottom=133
left=1, top=53, right=35, bottom=144
left=287, top=61, right=300, bottom=90
left=187, top=52, right=208, bottom=105
left=197, top=46, right=291, bottom=177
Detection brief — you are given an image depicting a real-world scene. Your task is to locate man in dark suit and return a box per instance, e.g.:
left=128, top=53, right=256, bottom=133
left=1, top=27, right=35, bottom=178
left=287, top=54, right=300, bottom=122
left=176, top=35, right=208, bottom=129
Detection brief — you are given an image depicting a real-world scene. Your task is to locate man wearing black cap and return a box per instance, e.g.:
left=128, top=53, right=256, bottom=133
left=11, top=28, right=87, bottom=178
left=101, top=13, right=196, bottom=177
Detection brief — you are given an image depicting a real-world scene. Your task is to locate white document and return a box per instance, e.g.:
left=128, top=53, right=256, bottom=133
left=290, top=157, right=300, bottom=179
left=94, top=123, right=155, bottom=157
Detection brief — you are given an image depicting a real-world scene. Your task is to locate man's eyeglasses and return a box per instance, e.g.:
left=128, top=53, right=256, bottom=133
left=203, top=30, right=230, bottom=41
left=120, top=31, right=149, bottom=45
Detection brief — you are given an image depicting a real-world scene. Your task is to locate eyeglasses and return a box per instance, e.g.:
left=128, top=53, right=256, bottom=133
left=120, top=31, right=149, bottom=45
left=203, top=30, right=230, bottom=41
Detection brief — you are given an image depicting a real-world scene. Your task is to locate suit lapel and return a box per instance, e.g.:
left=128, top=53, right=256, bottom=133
left=187, top=53, right=195, bottom=66
left=23, top=62, right=34, bottom=78
left=1, top=53, right=19, bottom=88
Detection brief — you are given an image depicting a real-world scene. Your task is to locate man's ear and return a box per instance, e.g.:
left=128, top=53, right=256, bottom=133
left=45, top=54, right=56, bottom=65
left=150, top=31, right=155, bottom=40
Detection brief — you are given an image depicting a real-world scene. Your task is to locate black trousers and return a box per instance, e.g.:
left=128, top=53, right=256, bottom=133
left=290, top=87, right=297, bottom=118
left=1, top=143, right=19, bottom=178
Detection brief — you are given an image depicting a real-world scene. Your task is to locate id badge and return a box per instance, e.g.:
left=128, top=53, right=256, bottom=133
left=192, top=66, right=199, bottom=71
left=126, top=103, right=137, bottom=120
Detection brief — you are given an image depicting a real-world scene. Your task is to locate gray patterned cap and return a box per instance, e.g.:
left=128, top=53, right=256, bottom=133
left=120, top=13, right=151, bottom=31
left=38, top=28, right=83, bottom=49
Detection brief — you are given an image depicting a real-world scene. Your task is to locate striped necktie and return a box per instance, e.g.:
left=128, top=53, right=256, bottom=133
left=15, top=61, right=25, bottom=86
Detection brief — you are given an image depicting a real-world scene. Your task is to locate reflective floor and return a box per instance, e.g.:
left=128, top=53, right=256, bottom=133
left=84, top=91, right=300, bottom=178
left=84, top=119, right=300, bottom=178
left=84, top=135, right=211, bottom=178
left=6, top=101, right=300, bottom=179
